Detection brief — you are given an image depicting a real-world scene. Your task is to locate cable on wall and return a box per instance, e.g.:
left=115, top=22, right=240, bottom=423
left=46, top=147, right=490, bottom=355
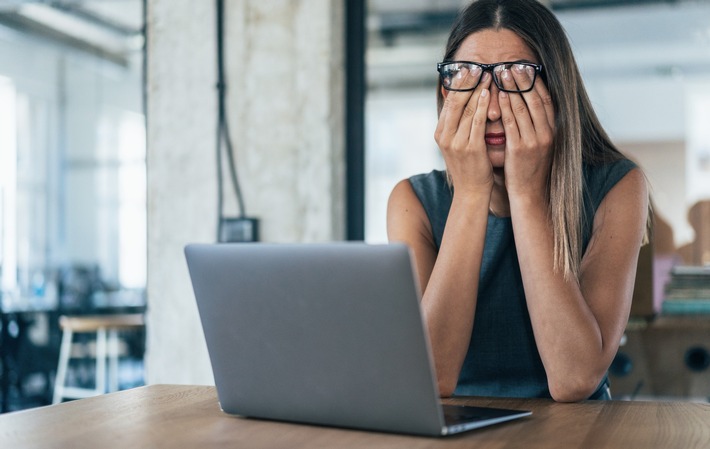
left=215, top=0, right=259, bottom=242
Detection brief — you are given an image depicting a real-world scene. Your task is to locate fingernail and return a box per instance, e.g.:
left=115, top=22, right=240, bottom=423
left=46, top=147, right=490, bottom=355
left=481, top=89, right=488, bottom=98
left=502, top=69, right=510, bottom=80
left=482, top=72, right=491, bottom=82
left=515, top=64, right=525, bottom=73
left=500, top=91, right=508, bottom=99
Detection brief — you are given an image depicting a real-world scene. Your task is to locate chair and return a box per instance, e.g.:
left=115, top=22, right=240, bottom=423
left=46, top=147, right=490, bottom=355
left=52, top=314, right=145, bottom=404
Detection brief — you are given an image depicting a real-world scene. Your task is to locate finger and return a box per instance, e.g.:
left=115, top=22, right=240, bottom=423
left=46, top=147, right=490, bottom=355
left=455, top=72, right=492, bottom=144
left=437, top=69, right=487, bottom=145
left=500, top=67, right=535, bottom=137
left=532, top=72, right=556, bottom=131
left=515, top=64, right=553, bottom=133
left=498, top=90, right=520, bottom=146
left=469, top=84, right=491, bottom=147
left=447, top=64, right=482, bottom=91
left=437, top=89, right=474, bottom=142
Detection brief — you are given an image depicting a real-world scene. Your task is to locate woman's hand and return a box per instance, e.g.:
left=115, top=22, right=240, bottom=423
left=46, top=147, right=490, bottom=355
left=498, top=65, right=555, bottom=201
left=434, top=72, right=494, bottom=197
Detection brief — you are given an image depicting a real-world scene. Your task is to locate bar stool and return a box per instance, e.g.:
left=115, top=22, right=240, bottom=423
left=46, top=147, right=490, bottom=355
left=52, top=313, right=145, bottom=404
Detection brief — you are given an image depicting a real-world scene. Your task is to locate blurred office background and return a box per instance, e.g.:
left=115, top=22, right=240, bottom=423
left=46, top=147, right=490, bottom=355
left=0, top=0, right=146, bottom=411
left=0, top=0, right=709, bottom=412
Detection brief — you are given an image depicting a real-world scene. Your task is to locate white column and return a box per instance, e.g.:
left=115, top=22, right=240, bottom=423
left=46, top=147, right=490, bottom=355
left=146, top=0, right=345, bottom=385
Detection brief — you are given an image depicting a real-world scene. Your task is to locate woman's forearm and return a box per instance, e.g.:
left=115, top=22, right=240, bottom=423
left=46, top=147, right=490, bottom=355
left=509, top=175, right=646, bottom=402
left=510, top=196, right=606, bottom=400
left=421, top=192, right=490, bottom=396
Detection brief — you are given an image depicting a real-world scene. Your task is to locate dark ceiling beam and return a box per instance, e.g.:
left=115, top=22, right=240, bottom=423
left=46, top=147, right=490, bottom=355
left=51, top=3, right=141, bottom=37
left=550, top=0, right=679, bottom=11
left=373, top=0, right=684, bottom=39
left=376, top=11, right=456, bottom=45
left=0, top=11, right=128, bottom=66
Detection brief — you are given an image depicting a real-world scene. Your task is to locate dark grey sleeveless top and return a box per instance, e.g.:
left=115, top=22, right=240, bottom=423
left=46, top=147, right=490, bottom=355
left=409, top=159, right=636, bottom=399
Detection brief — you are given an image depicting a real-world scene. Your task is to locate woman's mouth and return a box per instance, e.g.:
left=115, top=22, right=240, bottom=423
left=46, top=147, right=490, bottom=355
left=485, top=132, right=506, bottom=146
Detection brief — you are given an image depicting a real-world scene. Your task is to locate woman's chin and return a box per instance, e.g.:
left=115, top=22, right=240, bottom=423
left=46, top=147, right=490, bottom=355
left=488, top=149, right=505, bottom=168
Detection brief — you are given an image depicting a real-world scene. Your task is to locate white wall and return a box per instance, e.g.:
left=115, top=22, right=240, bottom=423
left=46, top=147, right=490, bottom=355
left=146, top=0, right=345, bottom=385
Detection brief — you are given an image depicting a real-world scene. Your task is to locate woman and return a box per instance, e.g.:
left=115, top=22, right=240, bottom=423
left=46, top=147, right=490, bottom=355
left=386, top=0, right=649, bottom=402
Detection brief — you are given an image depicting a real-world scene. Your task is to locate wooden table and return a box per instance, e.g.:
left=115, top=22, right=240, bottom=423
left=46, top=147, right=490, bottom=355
left=1, top=384, right=708, bottom=449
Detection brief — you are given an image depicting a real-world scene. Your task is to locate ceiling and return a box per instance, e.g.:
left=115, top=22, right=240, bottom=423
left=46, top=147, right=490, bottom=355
left=368, top=0, right=691, bottom=33
left=368, top=0, right=706, bottom=47
left=0, top=0, right=143, bottom=65
left=0, top=0, right=707, bottom=80
left=367, top=0, right=710, bottom=89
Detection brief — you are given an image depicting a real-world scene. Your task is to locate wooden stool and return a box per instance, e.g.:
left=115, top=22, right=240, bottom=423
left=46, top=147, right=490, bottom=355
left=52, top=314, right=145, bottom=404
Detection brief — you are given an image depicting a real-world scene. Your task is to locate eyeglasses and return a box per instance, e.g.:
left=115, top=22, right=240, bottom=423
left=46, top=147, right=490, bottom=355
left=437, top=61, right=544, bottom=93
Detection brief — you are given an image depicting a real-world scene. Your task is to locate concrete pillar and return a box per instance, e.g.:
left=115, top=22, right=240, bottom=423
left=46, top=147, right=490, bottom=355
left=146, top=0, right=345, bottom=385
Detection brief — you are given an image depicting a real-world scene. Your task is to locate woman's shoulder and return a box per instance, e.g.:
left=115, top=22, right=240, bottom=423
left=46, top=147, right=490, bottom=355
left=583, top=158, right=638, bottom=207
left=401, top=170, right=451, bottom=249
left=409, top=170, right=451, bottom=209
left=409, top=169, right=448, bottom=187
left=583, top=157, right=636, bottom=176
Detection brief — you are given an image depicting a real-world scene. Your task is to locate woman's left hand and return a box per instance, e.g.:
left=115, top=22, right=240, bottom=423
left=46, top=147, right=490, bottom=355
left=498, top=65, right=556, bottom=200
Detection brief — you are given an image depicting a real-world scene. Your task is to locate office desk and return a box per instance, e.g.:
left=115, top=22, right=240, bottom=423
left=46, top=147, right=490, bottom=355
left=0, top=384, right=708, bottom=449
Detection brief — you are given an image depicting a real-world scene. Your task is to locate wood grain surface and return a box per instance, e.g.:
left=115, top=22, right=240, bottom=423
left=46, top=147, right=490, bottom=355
left=1, top=384, right=708, bottom=449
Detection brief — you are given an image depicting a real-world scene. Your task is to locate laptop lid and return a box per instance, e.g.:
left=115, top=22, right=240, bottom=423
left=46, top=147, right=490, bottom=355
left=185, top=242, right=530, bottom=436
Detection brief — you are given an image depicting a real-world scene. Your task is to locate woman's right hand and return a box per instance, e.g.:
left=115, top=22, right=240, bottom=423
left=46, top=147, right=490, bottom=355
left=434, top=72, right=494, bottom=197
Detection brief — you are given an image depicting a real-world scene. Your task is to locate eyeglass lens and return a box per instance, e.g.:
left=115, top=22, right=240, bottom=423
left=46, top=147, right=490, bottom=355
left=440, top=63, right=537, bottom=92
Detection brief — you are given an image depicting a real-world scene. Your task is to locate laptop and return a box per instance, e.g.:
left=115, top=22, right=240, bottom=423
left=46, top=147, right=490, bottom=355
left=184, top=242, right=531, bottom=437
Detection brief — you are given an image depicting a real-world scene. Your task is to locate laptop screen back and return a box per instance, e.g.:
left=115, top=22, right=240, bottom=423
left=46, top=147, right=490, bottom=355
left=185, top=242, right=446, bottom=435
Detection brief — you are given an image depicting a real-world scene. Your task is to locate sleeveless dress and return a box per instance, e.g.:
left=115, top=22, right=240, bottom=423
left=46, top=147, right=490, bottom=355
left=408, top=159, right=636, bottom=399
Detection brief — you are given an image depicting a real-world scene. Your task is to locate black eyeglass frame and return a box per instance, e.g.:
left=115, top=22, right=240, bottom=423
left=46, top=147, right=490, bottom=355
left=437, top=61, right=544, bottom=93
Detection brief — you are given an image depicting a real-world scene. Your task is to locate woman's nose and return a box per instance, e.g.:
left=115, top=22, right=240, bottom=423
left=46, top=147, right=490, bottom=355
left=487, top=83, right=502, bottom=122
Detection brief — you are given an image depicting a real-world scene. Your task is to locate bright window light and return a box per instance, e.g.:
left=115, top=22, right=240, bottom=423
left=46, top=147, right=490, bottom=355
left=0, top=76, right=17, bottom=296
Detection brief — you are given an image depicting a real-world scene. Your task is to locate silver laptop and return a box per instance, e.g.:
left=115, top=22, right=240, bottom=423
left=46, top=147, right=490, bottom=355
left=185, top=242, right=531, bottom=437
